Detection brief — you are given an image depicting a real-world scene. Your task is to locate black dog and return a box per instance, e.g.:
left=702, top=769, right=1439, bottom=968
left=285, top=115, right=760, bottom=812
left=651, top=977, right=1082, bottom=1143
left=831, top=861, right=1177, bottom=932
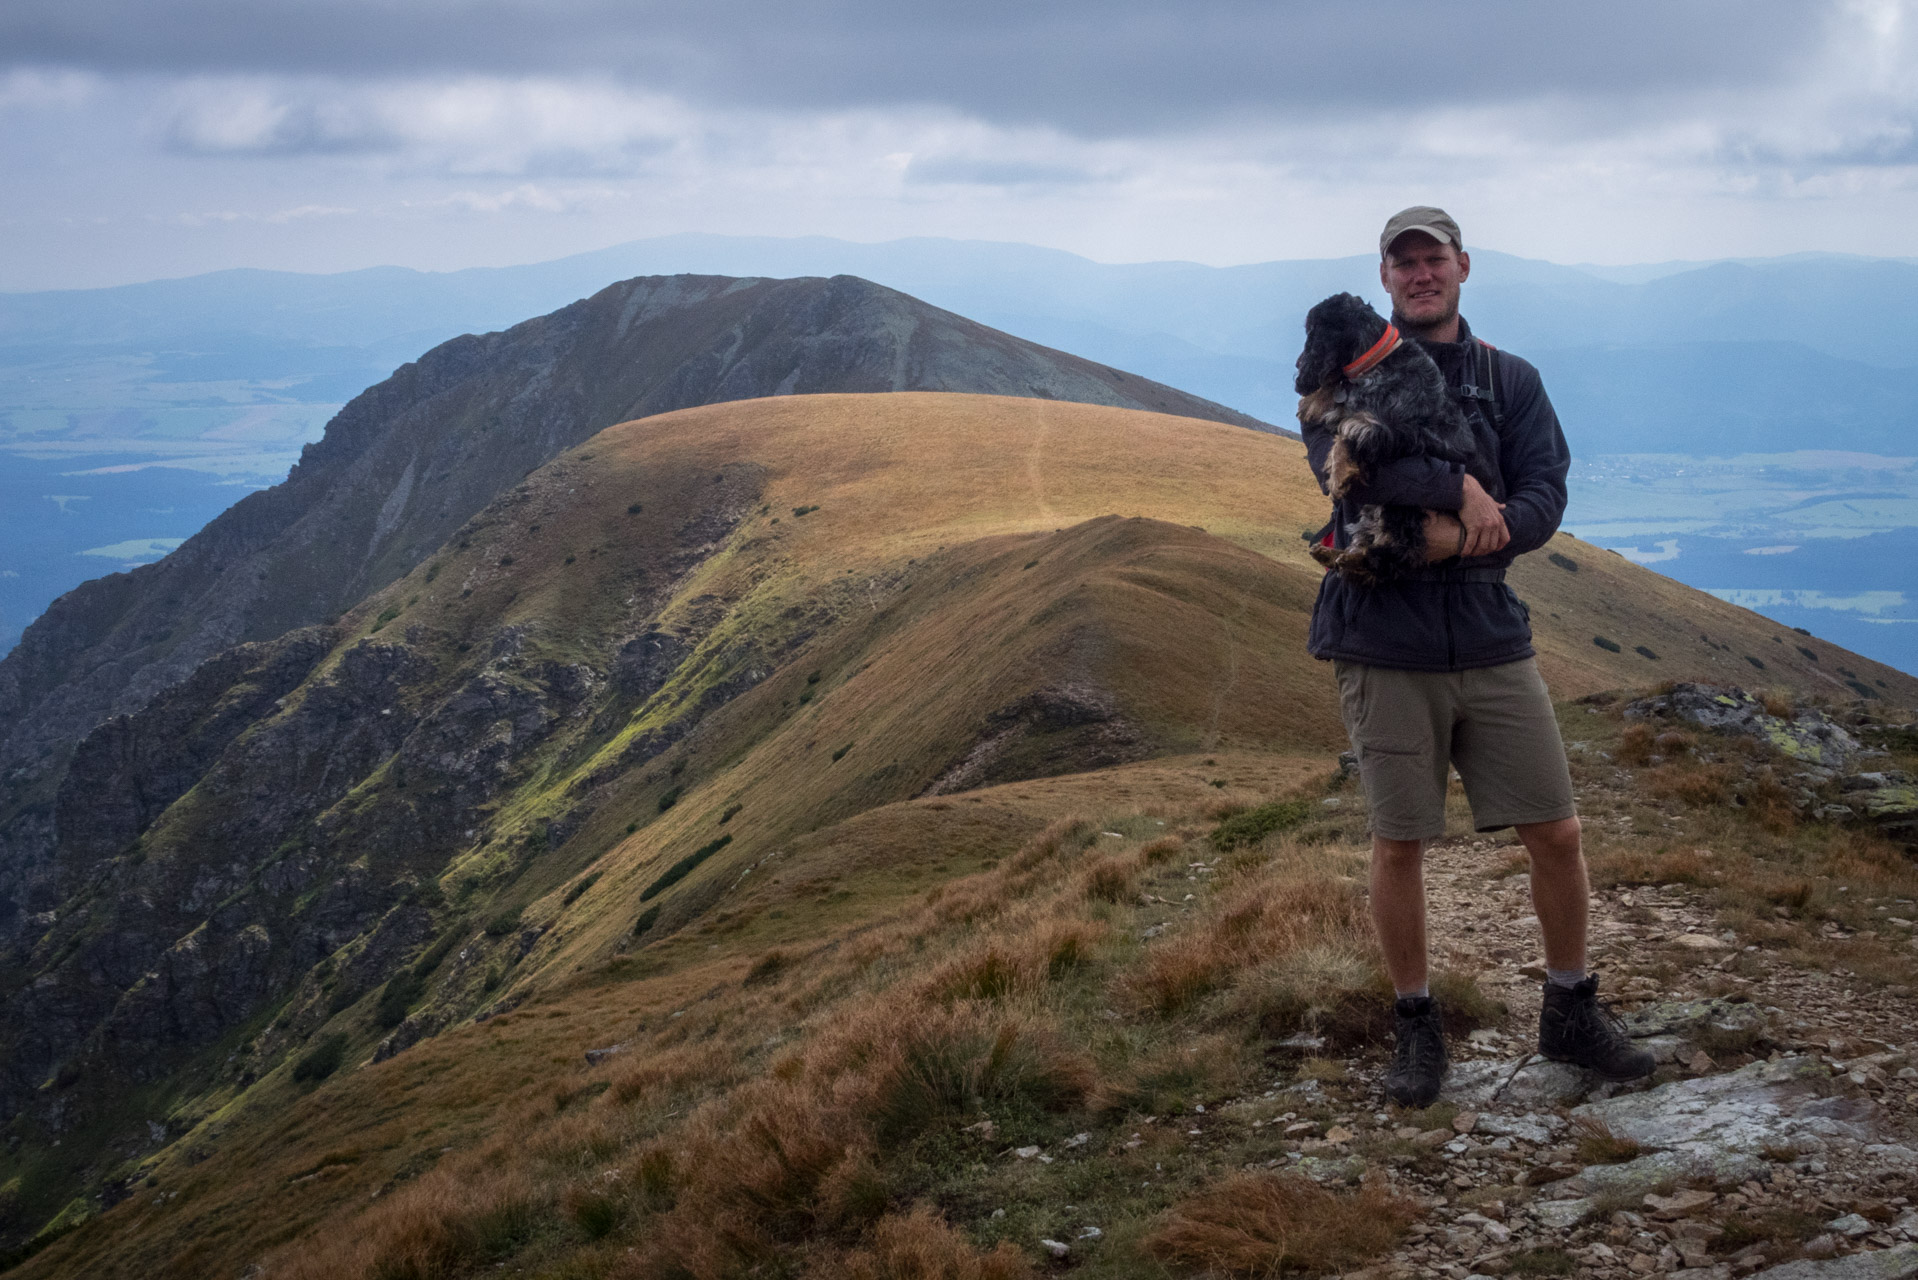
left=1294, top=292, right=1477, bottom=584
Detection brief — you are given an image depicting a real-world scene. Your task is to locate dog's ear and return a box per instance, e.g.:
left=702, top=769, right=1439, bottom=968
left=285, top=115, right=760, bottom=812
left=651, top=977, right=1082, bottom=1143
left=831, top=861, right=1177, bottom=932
left=1296, top=292, right=1388, bottom=394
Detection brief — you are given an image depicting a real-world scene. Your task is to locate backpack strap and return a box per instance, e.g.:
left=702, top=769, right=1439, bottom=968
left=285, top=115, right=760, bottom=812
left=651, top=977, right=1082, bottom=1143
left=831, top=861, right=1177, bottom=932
left=1456, top=338, right=1504, bottom=431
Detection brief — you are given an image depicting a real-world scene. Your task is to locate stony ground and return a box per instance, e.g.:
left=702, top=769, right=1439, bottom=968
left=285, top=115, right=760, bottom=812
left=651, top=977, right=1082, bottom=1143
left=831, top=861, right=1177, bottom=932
left=1193, top=830, right=1918, bottom=1280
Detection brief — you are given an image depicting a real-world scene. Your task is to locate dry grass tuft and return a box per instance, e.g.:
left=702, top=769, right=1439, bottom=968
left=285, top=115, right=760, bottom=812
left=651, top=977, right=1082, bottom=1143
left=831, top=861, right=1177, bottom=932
left=1571, top=1115, right=1644, bottom=1165
left=831, top=1207, right=1035, bottom=1280
left=1654, top=729, right=1695, bottom=756
left=1590, top=844, right=1711, bottom=889
left=1136, top=835, right=1185, bottom=865
left=276, top=1165, right=546, bottom=1280
left=1091, top=1034, right=1245, bottom=1116
left=607, top=1041, right=741, bottom=1106
left=1143, top=1172, right=1418, bottom=1276
left=1004, top=815, right=1096, bottom=874
left=1646, top=762, right=1736, bottom=808
left=1121, top=867, right=1373, bottom=1018
left=1081, top=854, right=1140, bottom=903
left=1429, top=969, right=1505, bottom=1035
left=1235, top=944, right=1391, bottom=1048
left=1616, top=723, right=1657, bottom=766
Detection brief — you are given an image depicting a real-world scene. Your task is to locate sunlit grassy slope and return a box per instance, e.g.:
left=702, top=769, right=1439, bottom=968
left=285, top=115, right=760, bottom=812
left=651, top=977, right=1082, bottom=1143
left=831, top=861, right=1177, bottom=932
left=16, top=391, right=1914, bottom=1279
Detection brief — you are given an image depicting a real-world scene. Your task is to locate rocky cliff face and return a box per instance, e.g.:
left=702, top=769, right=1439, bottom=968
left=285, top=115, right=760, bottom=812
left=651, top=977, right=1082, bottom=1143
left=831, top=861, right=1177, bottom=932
left=0, top=450, right=766, bottom=1132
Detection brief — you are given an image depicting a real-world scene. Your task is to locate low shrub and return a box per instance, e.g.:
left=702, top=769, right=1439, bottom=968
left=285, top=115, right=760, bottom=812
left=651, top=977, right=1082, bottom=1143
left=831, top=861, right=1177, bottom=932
left=743, top=950, right=790, bottom=986
left=484, top=908, right=522, bottom=937
left=639, top=834, right=732, bottom=901
left=292, top=1034, right=348, bottom=1084
left=561, top=873, right=599, bottom=906
left=1593, top=635, right=1622, bottom=653
left=375, top=970, right=425, bottom=1030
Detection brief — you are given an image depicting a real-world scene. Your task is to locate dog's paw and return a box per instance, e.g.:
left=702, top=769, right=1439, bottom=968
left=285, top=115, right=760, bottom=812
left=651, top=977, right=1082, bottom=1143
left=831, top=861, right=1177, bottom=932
left=1337, top=411, right=1390, bottom=457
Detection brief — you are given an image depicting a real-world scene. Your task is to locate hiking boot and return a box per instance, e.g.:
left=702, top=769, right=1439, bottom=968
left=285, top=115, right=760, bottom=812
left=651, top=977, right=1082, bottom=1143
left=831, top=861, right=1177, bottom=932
left=1538, top=975, right=1655, bottom=1081
left=1383, top=995, right=1447, bottom=1107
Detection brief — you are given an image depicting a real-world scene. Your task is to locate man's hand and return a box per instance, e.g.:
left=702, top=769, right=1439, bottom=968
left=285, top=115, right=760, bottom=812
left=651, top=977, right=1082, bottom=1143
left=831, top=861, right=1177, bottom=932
left=1457, top=473, right=1509, bottom=557
left=1423, top=477, right=1509, bottom=562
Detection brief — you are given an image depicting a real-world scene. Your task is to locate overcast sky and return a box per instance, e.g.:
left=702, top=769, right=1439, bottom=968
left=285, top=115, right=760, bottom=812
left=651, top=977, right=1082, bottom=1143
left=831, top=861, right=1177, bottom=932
left=5, top=0, right=1918, bottom=290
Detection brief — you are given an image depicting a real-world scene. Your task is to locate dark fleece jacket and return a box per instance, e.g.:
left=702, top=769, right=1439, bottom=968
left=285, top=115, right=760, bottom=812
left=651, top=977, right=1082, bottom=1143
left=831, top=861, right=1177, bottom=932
left=1303, top=316, right=1571, bottom=671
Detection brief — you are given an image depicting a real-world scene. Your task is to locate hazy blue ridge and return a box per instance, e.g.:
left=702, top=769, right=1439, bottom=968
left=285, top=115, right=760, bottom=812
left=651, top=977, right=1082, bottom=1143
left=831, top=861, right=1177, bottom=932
left=4, top=234, right=1916, bottom=675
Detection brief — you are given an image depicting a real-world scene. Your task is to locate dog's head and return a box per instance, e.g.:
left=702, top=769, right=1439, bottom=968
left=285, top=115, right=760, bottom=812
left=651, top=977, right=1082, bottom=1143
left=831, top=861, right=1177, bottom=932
left=1294, top=292, right=1391, bottom=395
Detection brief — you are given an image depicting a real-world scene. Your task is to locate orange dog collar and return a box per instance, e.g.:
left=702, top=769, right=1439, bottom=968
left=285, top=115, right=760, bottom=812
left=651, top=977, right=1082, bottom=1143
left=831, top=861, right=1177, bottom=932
left=1342, top=323, right=1400, bottom=378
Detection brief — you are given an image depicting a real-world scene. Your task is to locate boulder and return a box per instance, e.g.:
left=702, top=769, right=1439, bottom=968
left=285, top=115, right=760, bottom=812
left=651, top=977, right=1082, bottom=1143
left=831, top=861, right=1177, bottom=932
left=1625, top=684, right=1860, bottom=768
left=1748, top=1243, right=1918, bottom=1279
left=1573, top=1055, right=1897, bottom=1161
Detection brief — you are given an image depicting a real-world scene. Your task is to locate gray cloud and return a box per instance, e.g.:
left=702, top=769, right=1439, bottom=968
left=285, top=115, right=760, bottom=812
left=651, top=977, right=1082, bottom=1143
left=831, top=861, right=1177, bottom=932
left=1, top=0, right=1844, bottom=136
left=905, top=156, right=1109, bottom=187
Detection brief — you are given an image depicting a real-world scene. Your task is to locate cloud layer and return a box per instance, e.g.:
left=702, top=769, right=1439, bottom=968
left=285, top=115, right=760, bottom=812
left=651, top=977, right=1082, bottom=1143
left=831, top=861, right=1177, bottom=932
left=2, top=1, right=1916, bottom=289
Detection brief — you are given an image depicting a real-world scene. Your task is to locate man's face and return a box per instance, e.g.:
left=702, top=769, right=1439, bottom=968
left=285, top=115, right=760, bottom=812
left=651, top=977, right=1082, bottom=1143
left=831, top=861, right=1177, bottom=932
left=1379, top=232, right=1471, bottom=332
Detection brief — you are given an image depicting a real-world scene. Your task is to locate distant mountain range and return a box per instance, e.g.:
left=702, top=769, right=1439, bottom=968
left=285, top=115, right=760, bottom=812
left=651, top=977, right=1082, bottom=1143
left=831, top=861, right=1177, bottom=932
left=6, top=234, right=1918, bottom=450
left=3, top=233, right=1916, bottom=675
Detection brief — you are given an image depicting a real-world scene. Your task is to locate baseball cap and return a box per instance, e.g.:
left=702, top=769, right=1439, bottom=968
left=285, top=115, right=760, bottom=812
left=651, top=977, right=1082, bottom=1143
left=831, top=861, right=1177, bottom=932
left=1380, top=206, right=1462, bottom=257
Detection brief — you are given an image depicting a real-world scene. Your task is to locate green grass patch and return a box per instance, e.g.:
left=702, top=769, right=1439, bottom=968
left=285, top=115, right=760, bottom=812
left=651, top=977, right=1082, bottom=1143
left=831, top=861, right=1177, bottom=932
left=1211, top=798, right=1313, bottom=851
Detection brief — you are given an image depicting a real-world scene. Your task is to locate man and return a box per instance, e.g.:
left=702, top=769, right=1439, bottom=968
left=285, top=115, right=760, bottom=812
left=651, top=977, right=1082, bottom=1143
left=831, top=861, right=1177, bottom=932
left=1301, top=206, right=1653, bottom=1106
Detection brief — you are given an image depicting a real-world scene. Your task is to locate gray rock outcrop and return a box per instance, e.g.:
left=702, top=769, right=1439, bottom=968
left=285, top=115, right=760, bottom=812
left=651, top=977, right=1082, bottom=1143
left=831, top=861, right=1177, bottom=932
left=1625, top=683, right=1861, bottom=768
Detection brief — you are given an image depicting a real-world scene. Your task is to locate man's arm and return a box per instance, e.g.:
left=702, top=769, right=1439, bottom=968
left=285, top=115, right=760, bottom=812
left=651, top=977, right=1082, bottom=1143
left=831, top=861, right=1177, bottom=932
left=1487, top=359, right=1570, bottom=558
left=1303, top=418, right=1468, bottom=509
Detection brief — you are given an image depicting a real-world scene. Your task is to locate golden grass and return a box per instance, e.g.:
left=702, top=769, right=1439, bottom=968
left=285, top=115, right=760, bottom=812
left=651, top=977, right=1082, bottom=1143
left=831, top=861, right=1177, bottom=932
left=1120, top=846, right=1375, bottom=1021
left=1143, top=1172, right=1419, bottom=1276
left=831, top=1207, right=1034, bottom=1280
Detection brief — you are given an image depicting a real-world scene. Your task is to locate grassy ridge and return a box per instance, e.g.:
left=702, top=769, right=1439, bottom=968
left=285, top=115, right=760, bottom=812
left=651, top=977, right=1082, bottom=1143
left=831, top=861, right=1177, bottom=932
left=11, top=392, right=1916, bottom=1275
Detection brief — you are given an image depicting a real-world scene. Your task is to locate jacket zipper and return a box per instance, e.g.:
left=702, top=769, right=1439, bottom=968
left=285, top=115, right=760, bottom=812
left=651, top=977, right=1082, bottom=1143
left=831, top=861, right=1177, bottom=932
left=1444, top=581, right=1457, bottom=670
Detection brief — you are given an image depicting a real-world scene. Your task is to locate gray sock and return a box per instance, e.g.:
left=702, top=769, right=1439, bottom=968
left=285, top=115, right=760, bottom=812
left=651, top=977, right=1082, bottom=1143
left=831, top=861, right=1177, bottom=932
left=1546, top=967, right=1587, bottom=989
left=1396, top=985, right=1430, bottom=1000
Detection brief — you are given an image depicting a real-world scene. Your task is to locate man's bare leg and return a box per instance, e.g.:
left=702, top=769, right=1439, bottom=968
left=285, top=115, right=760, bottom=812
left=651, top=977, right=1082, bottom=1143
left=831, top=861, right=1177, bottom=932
left=1370, top=835, right=1429, bottom=994
left=1519, top=814, right=1653, bottom=1078
left=1514, top=816, right=1587, bottom=973
left=1373, top=833, right=1447, bottom=1105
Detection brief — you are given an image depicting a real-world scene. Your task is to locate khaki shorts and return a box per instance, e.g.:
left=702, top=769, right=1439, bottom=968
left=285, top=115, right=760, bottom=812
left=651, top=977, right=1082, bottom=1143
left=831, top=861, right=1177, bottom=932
left=1334, top=658, right=1576, bottom=841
